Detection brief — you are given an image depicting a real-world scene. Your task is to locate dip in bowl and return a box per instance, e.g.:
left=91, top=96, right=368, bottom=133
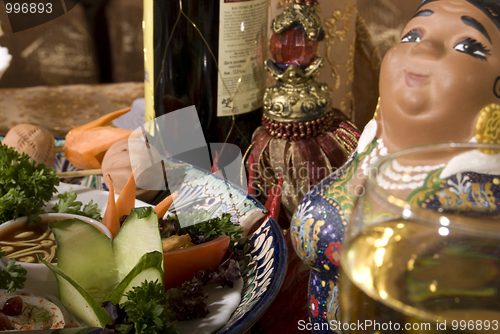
left=0, top=213, right=112, bottom=296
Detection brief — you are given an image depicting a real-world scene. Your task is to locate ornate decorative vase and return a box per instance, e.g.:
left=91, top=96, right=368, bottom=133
left=249, top=0, right=359, bottom=222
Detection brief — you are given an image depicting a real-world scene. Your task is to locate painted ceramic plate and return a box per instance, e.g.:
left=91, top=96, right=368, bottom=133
left=0, top=136, right=288, bottom=334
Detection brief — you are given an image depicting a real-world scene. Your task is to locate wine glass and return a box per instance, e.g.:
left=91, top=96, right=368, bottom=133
left=339, top=143, right=500, bottom=334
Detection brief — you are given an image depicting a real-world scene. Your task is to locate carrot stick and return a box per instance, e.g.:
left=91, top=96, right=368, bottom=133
left=102, top=174, right=120, bottom=238
left=70, top=108, right=131, bottom=133
left=154, top=191, right=179, bottom=219
left=116, top=167, right=138, bottom=218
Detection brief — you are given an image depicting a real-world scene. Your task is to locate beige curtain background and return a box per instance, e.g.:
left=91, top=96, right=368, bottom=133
left=0, top=5, right=99, bottom=88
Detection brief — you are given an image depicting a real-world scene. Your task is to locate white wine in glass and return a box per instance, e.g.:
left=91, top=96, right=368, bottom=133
left=339, top=143, right=500, bottom=334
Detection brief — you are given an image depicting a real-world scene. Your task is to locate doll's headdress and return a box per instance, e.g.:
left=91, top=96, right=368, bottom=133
left=467, top=0, right=500, bottom=32
left=419, top=0, right=500, bottom=31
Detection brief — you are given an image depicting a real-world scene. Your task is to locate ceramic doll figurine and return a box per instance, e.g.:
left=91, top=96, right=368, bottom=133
left=291, top=0, right=500, bottom=332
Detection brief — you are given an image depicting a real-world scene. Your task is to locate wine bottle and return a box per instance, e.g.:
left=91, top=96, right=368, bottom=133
left=143, top=0, right=268, bottom=154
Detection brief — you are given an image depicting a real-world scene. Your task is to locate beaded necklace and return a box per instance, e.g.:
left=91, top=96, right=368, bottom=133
left=360, top=137, right=445, bottom=190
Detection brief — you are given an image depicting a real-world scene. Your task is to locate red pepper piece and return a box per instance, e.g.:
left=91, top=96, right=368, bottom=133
left=266, top=173, right=283, bottom=222
left=264, top=188, right=274, bottom=211
left=247, top=153, right=257, bottom=197
left=211, top=150, right=219, bottom=173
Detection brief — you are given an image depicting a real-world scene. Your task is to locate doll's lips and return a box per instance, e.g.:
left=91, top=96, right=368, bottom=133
left=404, top=70, right=429, bottom=87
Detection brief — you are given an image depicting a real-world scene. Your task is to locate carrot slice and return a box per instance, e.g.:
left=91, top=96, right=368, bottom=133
left=116, top=167, right=137, bottom=218
left=154, top=191, right=179, bottom=219
left=102, top=174, right=120, bottom=238
left=64, top=108, right=143, bottom=170
left=65, top=127, right=139, bottom=170
left=71, top=108, right=131, bottom=132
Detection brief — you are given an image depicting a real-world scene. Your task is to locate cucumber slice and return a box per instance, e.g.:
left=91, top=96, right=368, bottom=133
left=40, top=259, right=112, bottom=328
left=107, top=251, right=163, bottom=304
left=112, top=207, right=163, bottom=281
left=43, top=207, right=165, bottom=328
left=49, top=219, right=118, bottom=302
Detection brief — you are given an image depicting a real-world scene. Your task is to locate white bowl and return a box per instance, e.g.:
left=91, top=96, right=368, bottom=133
left=0, top=213, right=112, bottom=296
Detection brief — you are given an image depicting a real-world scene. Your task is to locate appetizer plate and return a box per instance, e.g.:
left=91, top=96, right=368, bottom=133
left=1, top=136, right=288, bottom=334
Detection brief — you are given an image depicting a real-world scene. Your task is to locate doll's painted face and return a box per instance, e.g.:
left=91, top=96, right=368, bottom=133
left=378, top=0, right=500, bottom=150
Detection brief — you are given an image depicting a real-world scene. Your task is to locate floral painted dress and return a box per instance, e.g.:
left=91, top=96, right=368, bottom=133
left=290, top=120, right=500, bottom=333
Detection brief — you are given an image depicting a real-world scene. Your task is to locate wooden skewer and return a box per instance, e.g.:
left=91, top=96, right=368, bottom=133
left=56, top=163, right=188, bottom=179
left=57, top=169, right=102, bottom=178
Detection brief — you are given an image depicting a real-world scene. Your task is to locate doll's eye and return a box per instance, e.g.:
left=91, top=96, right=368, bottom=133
left=401, top=29, right=422, bottom=43
left=454, top=38, right=491, bottom=60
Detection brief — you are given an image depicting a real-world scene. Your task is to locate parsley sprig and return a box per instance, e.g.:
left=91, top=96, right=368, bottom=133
left=51, top=189, right=102, bottom=221
left=25, top=305, right=52, bottom=324
left=0, top=252, right=27, bottom=292
left=0, top=143, right=102, bottom=225
left=163, top=211, right=242, bottom=247
left=109, top=280, right=179, bottom=334
left=0, top=143, right=59, bottom=226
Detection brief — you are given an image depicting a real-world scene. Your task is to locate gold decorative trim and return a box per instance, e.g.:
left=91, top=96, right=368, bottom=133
left=271, top=3, right=325, bottom=41
left=340, top=91, right=354, bottom=119
left=356, top=15, right=382, bottom=72
left=476, top=103, right=500, bottom=154
left=323, top=0, right=358, bottom=90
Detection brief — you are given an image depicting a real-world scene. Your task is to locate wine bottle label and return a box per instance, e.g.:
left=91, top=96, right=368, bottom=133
left=216, top=0, right=267, bottom=117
